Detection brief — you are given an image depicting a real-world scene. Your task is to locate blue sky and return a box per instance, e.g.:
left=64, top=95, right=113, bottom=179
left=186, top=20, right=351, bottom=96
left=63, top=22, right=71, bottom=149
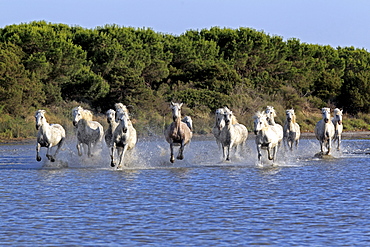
left=1, top=0, right=369, bottom=50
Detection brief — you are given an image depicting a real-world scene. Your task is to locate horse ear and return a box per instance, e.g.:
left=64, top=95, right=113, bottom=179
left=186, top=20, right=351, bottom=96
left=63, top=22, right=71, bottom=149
left=179, top=103, right=183, bottom=108
left=171, top=102, right=175, bottom=106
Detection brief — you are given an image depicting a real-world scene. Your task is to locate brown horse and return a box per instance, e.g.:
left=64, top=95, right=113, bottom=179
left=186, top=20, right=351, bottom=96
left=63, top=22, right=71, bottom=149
left=164, top=102, right=193, bottom=163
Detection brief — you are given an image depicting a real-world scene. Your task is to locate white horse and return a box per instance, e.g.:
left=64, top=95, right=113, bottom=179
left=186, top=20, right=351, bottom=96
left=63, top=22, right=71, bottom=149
left=182, top=116, right=193, bottom=132
left=219, top=108, right=248, bottom=161
left=212, top=107, right=238, bottom=149
left=253, top=111, right=280, bottom=164
left=265, top=106, right=284, bottom=144
left=115, top=103, right=130, bottom=116
left=164, top=102, right=193, bottom=163
left=314, top=108, right=335, bottom=155
left=104, top=109, right=118, bottom=149
left=332, top=108, right=343, bottom=150
left=212, top=108, right=226, bottom=149
left=111, top=108, right=137, bottom=168
left=72, top=106, right=104, bottom=157
left=283, top=109, right=301, bottom=151
left=35, top=110, right=66, bottom=162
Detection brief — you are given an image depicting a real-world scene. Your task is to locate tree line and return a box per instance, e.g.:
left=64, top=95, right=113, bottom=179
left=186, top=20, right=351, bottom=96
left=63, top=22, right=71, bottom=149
left=0, top=21, right=369, bottom=137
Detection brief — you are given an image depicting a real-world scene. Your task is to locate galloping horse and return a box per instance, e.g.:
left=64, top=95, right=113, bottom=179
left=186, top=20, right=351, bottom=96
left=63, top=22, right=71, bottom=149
left=265, top=106, right=284, bottom=145
left=104, top=109, right=118, bottom=149
left=212, top=107, right=238, bottom=149
left=283, top=109, right=301, bottom=151
left=35, top=110, right=66, bottom=162
left=164, top=102, right=193, bottom=163
left=253, top=111, right=280, bottom=164
left=111, top=108, right=137, bottom=169
left=212, top=108, right=226, bottom=149
left=314, top=108, right=335, bottom=155
left=72, top=106, right=104, bottom=157
left=219, top=108, right=248, bottom=161
left=332, top=108, right=343, bottom=150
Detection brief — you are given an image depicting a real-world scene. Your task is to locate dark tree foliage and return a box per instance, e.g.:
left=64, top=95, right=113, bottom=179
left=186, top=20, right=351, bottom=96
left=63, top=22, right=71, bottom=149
left=0, top=21, right=369, bottom=120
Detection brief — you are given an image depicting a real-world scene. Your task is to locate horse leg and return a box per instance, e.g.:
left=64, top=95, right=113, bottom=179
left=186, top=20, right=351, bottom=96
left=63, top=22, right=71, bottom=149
left=117, top=145, right=128, bottom=169
left=52, top=137, right=64, bottom=162
left=319, top=140, right=324, bottom=154
left=295, top=139, right=299, bottom=150
left=289, top=139, right=293, bottom=151
left=226, top=144, right=231, bottom=161
left=110, top=144, right=116, bottom=167
left=177, top=141, right=185, bottom=160
left=257, top=143, right=262, bottom=163
left=77, top=142, right=83, bottom=156
left=46, top=145, right=53, bottom=162
left=36, top=143, right=42, bottom=161
left=87, top=143, right=93, bottom=157
left=170, top=142, right=175, bottom=163
left=272, top=145, right=278, bottom=164
left=337, top=135, right=341, bottom=150
left=267, top=148, right=273, bottom=160
left=221, top=144, right=227, bottom=161
left=327, top=138, right=332, bottom=155
left=285, top=138, right=290, bottom=151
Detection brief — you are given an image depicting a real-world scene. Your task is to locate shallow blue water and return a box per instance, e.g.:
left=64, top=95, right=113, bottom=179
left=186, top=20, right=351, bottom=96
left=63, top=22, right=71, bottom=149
left=0, top=138, right=369, bottom=246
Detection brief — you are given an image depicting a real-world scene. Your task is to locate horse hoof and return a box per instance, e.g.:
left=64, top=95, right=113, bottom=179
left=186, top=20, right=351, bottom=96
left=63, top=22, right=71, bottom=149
left=177, top=155, right=184, bottom=160
left=111, top=162, right=115, bottom=167
left=36, top=157, right=41, bottom=162
left=170, top=158, right=175, bottom=163
left=50, top=157, right=55, bottom=162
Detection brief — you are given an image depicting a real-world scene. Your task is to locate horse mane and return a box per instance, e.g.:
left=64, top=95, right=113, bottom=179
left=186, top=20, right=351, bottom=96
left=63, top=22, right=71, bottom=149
left=35, top=109, right=46, bottom=117
left=253, top=111, right=265, bottom=120
left=333, top=108, right=342, bottom=116
left=286, top=109, right=296, bottom=124
left=72, top=106, right=93, bottom=121
left=266, top=106, right=277, bottom=117
left=223, top=106, right=238, bottom=124
left=115, top=103, right=129, bottom=114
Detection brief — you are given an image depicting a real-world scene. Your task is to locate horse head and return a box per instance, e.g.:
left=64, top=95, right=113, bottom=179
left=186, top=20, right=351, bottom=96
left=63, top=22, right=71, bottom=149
left=117, top=109, right=130, bottom=133
left=215, top=108, right=225, bottom=130
left=115, top=103, right=130, bottom=114
left=170, top=102, right=183, bottom=121
left=265, top=106, right=277, bottom=124
left=253, top=111, right=268, bottom=135
left=286, top=109, right=295, bottom=123
left=72, top=106, right=83, bottom=126
left=321, top=108, right=331, bottom=123
left=333, top=108, right=343, bottom=125
left=106, top=109, right=116, bottom=124
left=223, top=108, right=233, bottom=125
left=35, top=110, right=46, bottom=130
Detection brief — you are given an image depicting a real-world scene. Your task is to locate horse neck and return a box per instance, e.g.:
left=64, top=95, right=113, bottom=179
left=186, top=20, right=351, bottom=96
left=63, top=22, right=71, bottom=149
left=109, top=120, right=118, bottom=131
left=268, top=117, right=276, bottom=125
left=171, top=116, right=184, bottom=138
left=286, top=120, right=295, bottom=130
left=332, top=116, right=341, bottom=126
left=38, top=119, right=50, bottom=134
left=78, top=119, right=89, bottom=132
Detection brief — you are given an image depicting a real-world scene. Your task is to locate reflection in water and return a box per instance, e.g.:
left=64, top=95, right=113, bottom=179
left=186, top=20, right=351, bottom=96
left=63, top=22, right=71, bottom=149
left=0, top=139, right=369, bottom=245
